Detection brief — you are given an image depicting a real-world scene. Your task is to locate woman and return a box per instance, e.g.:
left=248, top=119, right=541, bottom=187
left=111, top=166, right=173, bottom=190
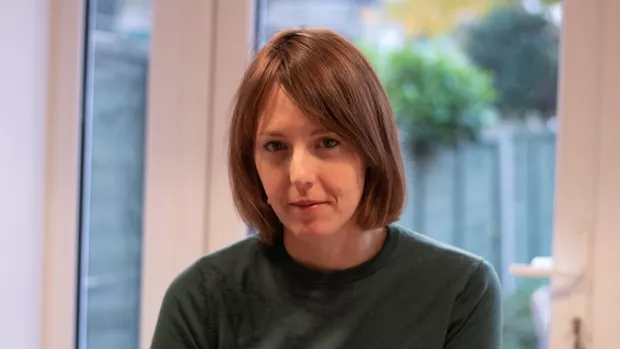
left=151, top=28, right=501, bottom=349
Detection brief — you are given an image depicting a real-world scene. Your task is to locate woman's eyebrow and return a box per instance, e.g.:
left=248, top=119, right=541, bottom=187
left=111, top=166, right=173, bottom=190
left=257, top=127, right=330, bottom=138
left=257, top=130, right=286, bottom=138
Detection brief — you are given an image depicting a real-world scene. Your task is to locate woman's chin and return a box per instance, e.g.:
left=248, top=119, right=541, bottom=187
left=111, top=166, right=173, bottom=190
left=287, top=221, right=338, bottom=239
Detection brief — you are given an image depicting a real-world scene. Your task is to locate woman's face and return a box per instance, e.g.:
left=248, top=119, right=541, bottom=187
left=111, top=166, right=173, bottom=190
left=254, top=87, right=366, bottom=238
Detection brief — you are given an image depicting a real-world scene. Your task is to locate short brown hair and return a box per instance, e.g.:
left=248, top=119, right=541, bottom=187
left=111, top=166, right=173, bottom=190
left=228, top=28, right=406, bottom=243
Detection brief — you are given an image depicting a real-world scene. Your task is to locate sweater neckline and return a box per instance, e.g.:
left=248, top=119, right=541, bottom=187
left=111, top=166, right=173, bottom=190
left=266, top=225, right=399, bottom=288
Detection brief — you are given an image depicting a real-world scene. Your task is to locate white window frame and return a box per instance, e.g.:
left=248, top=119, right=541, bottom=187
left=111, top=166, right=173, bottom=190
left=42, top=1, right=84, bottom=348
left=547, top=0, right=620, bottom=347
left=41, top=0, right=620, bottom=348
left=138, top=0, right=253, bottom=347
left=42, top=0, right=253, bottom=348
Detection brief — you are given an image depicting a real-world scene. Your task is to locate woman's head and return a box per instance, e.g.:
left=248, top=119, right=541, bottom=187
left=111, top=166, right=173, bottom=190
left=228, top=28, right=406, bottom=243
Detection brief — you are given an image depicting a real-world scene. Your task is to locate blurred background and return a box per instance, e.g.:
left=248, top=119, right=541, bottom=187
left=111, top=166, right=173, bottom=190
left=3, top=0, right=619, bottom=349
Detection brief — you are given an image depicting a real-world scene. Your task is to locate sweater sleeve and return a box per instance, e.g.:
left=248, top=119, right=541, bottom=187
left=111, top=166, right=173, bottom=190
left=443, top=259, right=502, bottom=349
left=150, top=265, right=213, bottom=349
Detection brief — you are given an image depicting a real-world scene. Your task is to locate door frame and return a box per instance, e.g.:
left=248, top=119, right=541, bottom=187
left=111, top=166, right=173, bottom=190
left=42, top=1, right=85, bottom=348
left=549, top=0, right=620, bottom=347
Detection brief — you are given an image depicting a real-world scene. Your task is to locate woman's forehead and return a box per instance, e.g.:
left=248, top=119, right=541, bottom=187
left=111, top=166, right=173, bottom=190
left=257, top=86, right=321, bottom=134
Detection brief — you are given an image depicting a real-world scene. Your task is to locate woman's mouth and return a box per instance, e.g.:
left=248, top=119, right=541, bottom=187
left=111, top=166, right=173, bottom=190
left=289, top=200, right=327, bottom=211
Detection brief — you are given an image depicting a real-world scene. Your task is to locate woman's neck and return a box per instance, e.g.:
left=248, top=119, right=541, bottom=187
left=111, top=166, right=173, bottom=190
left=283, top=225, right=387, bottom=271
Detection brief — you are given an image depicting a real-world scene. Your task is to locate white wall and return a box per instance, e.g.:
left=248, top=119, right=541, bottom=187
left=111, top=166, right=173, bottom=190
left=0, top=1, right=49, bottom=348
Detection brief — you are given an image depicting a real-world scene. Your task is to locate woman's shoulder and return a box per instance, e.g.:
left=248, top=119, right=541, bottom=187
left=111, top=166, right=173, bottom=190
left=392, top=224, right=486, bottom=264
left=151, top=236, right=264, bottom=347
left=154, top=236, right=264, bottom=326
left=389, top=223, right=499, bottom=290
left=169, top=235, right=264, bottom=290
left=388, top=225, right=502, bottom=348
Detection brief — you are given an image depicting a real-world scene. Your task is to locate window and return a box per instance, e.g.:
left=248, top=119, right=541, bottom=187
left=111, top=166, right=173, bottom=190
left=256, top=1, right=562, bottom=347
left=77, top=0, right=152, bottom=347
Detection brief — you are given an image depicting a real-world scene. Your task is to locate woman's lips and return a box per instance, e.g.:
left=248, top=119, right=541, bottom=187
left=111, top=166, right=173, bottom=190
left=289, top=200, right=327, bottom=212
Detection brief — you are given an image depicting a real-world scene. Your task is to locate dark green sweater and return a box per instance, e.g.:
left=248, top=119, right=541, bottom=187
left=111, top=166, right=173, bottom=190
left=151, top=225, right=502, bottom=348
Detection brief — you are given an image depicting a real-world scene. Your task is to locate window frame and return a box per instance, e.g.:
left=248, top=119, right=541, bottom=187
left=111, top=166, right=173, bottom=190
left=138, top=0, right=254, bottom=347
left=548, top=0, right=620, bottom=346
left=42, top=1, right=254, bottom=348
left=42, top=0, right=85, bottom=348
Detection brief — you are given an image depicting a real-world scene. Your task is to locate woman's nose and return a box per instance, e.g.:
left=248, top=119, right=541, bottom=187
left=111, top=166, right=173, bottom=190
left=289, top=148, right=315, bottom=190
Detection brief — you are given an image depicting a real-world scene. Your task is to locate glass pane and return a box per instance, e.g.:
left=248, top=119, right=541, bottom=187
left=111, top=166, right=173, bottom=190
left=78, top=0, right=152, bottom=348
left=257, top=0, right=561, bottom=348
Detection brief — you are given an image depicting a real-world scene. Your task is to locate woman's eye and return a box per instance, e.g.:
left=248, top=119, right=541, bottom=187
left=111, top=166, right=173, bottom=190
left=263, top=141, right=286, bottom=152
left=319, top=138, right=340, bottom=149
